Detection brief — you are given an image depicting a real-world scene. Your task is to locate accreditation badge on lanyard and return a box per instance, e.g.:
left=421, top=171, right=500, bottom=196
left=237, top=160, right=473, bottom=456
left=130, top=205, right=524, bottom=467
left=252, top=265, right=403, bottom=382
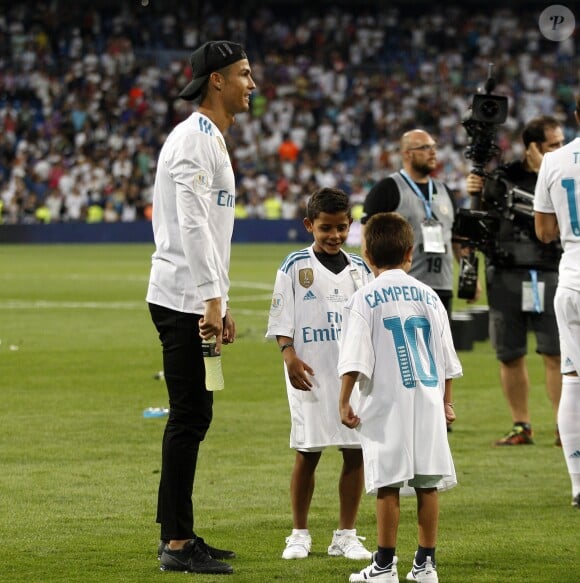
left=521, top=269, right=545, bottom=313
left=421, top=219, right=446, bottom=254
left=399, top=171, right=446, bottom=255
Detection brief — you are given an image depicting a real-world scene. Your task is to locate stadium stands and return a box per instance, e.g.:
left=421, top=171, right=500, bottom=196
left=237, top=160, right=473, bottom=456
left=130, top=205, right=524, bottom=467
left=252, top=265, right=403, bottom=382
left=0, top=1, right=577, bottom=224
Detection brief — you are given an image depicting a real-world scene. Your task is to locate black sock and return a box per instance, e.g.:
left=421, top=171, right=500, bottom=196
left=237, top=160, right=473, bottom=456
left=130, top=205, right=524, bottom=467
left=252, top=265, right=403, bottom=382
left=416, top=545, right=435, bottom=565
left=514, top=421, right=532, bottom=432
left=376, top=546, right=395, bottom=568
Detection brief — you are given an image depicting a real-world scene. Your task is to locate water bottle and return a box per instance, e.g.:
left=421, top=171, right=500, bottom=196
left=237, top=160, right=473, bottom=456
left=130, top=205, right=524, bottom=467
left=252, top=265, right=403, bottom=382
left=201, top=336, right=224, bottom=391
left=143, top=407, right=169, bottom=418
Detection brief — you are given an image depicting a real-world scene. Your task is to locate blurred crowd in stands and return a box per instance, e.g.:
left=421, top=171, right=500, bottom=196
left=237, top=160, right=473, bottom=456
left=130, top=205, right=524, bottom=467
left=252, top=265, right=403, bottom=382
left=0, top=1, right=577, bottom=225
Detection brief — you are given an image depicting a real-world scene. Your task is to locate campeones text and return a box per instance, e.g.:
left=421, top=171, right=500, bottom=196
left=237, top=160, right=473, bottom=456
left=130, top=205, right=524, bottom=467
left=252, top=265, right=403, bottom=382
left=365, top=285, right=440, bottom=309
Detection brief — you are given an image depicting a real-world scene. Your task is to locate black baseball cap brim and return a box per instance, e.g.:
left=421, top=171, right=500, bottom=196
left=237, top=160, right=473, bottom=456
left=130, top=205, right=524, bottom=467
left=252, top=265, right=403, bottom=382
left=179, top=40, right=247, bottom=101
left=179, top=75, right=210, bottom=101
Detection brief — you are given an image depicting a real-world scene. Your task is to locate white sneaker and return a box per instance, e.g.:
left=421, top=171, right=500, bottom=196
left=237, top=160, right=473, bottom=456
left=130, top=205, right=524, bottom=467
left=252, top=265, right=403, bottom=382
left=282, top=531, right=311, bottom=559
left=349, top=555, right=398, bottom=582
left=406, top=554, right=438, bottom=582
left=328, top=529, right=372, bottom=560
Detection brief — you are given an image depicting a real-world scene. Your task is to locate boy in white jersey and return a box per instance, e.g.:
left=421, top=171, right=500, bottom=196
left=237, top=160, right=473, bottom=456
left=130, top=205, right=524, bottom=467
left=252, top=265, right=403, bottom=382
left=339, top=212, right=461, bottom=583
left=534, top=95, right=580, bottom=509
left=266, top=188, right=374, bottom=561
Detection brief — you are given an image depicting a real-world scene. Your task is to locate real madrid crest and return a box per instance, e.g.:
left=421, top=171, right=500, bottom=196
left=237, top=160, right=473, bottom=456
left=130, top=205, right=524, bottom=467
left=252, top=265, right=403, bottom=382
left=299, top=268, right=314, bottom=288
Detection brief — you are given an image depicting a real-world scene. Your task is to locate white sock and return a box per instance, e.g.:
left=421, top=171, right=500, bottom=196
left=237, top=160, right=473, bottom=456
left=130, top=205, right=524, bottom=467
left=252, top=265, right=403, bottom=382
left=558, top=376, right=580, bottom=497
left=335, top=528, right=355, bottom=535
left=570, top=474, right=580, bottom=498
left=292, top=529, right=309, bottom=536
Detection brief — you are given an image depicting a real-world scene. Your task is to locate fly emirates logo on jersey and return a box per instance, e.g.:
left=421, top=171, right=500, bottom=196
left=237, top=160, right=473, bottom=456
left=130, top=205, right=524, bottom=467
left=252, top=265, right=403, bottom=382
left=302, top=311, right=342, bottom=343
left=217, top=189, right=235, bottom=208
left=365, top=285, right=439, bottom=309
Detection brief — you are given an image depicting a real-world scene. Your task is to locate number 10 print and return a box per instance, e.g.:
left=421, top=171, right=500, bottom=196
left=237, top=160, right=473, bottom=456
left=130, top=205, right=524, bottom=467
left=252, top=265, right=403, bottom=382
left=563, top=178, right=580, bottom=236
left=383, top=316, right=438, bottom=389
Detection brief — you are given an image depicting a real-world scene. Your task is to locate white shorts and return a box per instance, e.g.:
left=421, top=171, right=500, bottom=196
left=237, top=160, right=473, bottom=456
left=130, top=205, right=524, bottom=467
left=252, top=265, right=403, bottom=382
left=296, top=445, right=362, bottom=453
left=554, top=286, right=580, bottom=374
left=389, top=475, right=443, bottom=489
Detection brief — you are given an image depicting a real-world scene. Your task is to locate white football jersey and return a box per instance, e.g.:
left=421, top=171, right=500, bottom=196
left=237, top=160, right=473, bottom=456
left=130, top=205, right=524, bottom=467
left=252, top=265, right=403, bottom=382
left=338, top=268, right=462, bottom=495
left=146, top=112, right=235, bottom=316
left=266, top=245, right=373, bottom=449
left=534, top=137, right=580, bottom=291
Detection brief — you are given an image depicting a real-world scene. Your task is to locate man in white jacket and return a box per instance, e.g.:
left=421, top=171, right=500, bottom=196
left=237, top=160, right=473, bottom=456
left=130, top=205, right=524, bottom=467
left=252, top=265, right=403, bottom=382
left=146, top=40, right=256, bottom=574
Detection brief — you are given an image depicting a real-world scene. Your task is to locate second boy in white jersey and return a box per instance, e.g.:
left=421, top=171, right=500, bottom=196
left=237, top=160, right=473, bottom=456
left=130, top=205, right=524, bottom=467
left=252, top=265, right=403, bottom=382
left=339, top=212, right=462, bottom=583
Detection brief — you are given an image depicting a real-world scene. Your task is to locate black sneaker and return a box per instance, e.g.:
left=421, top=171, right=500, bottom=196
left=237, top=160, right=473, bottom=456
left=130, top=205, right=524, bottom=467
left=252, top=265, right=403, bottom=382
left=158, top=537, right=236, bottom=560
left=196, top=536, right=236, bottom=560
left=159, top=539, right=233, bottom=574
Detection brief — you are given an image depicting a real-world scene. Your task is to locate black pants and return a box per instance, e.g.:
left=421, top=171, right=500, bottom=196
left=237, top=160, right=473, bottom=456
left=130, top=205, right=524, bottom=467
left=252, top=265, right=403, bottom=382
left=149, top=303, right=213, bottom=541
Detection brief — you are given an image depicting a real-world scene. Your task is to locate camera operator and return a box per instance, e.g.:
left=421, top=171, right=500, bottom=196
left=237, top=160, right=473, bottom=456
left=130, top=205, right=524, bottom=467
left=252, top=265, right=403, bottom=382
left=466, top=115, right=564, bottom=447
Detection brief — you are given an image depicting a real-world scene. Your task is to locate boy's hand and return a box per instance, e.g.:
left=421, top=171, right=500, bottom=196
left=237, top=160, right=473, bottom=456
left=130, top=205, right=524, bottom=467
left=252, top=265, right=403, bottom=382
left=340, top=403, right=360, bottom=428
left=286, top=356, right=314, bottom=391
left=444, top=402, right=456, bottom=424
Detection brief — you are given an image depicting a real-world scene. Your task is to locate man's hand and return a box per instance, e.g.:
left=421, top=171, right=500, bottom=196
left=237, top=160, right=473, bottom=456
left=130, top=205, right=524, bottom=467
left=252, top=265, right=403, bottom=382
left=222, top=309, right=236, bottom=345
left=199, top=298, right=223, bottom=347
left=525, top=142, right=543, bottom=173
left=466, top=173, right=485, bottom=195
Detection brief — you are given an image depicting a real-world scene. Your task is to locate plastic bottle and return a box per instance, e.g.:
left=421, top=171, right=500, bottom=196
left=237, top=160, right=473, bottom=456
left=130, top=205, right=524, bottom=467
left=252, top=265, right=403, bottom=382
left=143, top=407, right=169, bottom=418
left=201, top=336, right=224, bottom=391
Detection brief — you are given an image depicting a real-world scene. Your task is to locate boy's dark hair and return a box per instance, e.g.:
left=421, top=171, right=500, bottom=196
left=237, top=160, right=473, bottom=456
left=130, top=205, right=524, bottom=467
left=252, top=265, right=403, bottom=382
left=306, top=188, right=350, bottom=221
left=364, top=212, right=414, bottom=268
left=521, top=115, right=561, bottom=149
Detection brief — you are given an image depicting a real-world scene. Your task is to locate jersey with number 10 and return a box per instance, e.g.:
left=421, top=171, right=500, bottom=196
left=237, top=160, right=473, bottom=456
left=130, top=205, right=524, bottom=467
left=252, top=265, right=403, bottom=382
left=338, top=268, right=462, bottom=494
left=534, top=137, right=580, bottom=291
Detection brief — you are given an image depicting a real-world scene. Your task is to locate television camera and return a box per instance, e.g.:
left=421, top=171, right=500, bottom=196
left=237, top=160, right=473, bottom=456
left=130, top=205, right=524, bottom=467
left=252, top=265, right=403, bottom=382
left=453, top=65, right=537, bottom=299
left=462, top=64, right=508, bottom=178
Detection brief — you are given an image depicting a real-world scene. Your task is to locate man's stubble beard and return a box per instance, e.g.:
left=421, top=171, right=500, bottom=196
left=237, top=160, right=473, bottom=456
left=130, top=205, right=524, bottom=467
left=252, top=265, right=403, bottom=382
left=411, top=159, right=435, bottom=179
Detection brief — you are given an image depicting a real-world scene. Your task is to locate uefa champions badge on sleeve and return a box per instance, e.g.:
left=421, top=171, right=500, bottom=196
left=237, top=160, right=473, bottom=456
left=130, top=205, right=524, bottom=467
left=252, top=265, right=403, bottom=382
left=270, top=293, right=284, bottom=317
left=192, top=171, right=209, bottom=194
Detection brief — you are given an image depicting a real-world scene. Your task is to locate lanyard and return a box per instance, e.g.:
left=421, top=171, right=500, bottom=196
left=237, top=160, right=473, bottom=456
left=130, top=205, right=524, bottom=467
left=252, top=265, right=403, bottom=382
left=529, top=269, right=542, bottom=313
left=400, top=170, right=434, bottom=220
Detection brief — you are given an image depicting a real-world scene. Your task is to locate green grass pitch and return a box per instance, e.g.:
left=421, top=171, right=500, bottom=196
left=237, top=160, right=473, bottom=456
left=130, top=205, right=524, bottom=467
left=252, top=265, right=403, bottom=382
left=0, top=242, right=575, bottom=582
